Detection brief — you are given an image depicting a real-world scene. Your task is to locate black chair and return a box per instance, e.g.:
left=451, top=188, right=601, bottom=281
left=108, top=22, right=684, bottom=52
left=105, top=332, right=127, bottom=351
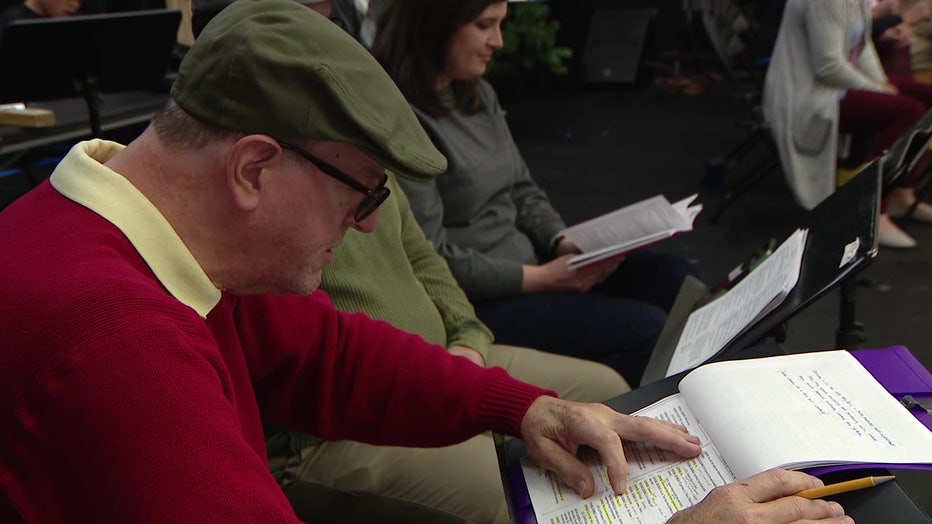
left=703, top=97, right=780, bottom=224
left=879, top=108, right=932, bottom=203
left=0, top=166, right=29, bottom=210
left=701, top=0, right=786, bottom=223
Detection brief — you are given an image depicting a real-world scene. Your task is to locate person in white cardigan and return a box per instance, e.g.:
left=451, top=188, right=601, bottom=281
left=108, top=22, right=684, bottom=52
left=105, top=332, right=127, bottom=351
left=765, top=0, right=932, bottom=248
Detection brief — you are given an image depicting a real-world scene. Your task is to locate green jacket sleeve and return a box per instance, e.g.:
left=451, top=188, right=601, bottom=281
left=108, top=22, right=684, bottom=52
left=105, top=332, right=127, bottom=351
left=395, top=179, right=494, bottom=360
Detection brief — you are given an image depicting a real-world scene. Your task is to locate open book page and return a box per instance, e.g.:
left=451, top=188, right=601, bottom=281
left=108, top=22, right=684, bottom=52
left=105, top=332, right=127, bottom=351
left=563, top=195, right=702, bottom=271
left=522, top=394, right=736, bottom=524
left=680, top=351, right=932, bottom=480
left=665, top=228, right=808, bottom=377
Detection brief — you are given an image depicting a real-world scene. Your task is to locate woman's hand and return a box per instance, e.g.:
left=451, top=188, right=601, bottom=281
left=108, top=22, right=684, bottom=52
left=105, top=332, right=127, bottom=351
left=903, top=0, right=932, bottom=25
left=878, top=24, right=913, bottom=48
left=872, top=0, right=902, bottom=18
left=522, top=255, right=622, bottom=294
left=553, top=237, right=582, bottom=256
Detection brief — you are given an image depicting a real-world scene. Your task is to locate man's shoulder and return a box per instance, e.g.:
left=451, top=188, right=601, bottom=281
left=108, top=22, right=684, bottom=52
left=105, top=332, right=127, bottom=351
left=1, top=187, right=205, bottom=361
left=0, top=260, right=209, bottom=405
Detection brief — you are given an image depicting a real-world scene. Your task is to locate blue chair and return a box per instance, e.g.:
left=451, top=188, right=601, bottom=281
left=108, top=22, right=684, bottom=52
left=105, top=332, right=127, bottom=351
left=0, top=167, right=31, bottom=210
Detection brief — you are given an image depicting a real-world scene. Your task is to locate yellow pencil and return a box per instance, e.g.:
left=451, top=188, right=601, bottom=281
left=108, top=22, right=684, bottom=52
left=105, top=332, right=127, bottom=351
left=795, top=475, right=896, bottom=499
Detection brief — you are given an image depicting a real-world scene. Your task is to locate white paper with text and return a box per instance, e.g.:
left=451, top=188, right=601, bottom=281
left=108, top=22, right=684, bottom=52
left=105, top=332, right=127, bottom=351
left=522, top=395, right=736, bottom=524
left=666, top=228, right=807, bottom=376
left=680, top=350, right=932, bottom=479
left=563, top=195, right=702, bottom=270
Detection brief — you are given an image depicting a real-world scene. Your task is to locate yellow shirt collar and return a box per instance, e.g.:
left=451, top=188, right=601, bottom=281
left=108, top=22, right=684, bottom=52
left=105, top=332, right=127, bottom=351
left=50, top=139, right=221, bottom=318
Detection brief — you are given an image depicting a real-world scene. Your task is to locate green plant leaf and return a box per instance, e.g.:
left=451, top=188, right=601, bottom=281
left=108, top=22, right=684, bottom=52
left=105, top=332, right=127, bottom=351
left=487, top=3, right=572, bottom=79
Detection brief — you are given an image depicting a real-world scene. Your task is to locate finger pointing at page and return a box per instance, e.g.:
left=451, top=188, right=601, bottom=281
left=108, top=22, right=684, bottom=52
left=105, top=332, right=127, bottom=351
left=520, top=397, right=702, bottom=497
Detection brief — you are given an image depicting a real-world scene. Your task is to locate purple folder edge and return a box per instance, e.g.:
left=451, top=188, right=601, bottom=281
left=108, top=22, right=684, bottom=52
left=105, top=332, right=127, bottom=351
left=807, top=346, right=932, bottom=476
left=509, top=346, right=932, bottom=522
left=507, top=463, right=536, bottom=524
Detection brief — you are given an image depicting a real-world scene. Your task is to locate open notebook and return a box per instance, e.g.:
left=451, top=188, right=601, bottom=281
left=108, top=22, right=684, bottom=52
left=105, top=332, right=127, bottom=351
left=518, top=348, right=932, bottom=524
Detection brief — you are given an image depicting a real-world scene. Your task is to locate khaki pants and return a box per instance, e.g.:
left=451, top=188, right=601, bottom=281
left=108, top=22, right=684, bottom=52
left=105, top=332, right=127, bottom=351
left=271, top=345, right=630, bottom=523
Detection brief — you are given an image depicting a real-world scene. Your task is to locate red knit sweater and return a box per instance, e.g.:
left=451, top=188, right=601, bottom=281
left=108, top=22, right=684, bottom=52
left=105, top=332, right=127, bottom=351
left=0, top=181, right=551, bottom=522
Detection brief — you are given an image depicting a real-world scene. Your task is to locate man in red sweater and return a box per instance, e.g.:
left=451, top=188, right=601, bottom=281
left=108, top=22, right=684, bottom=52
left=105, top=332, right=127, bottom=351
left=0, top=0, right=852, bottom=522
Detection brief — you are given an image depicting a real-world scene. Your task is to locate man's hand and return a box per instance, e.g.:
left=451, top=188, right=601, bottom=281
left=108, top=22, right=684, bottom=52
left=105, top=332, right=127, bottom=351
left=447, top=345, right=485, bottom=367
left=669, top=469, right=853, bottom=523
left=519, top=396, right=701, bottom=497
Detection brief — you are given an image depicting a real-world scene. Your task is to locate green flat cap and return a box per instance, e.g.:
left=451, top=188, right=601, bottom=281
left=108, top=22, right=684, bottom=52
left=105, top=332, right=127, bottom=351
left=192, top=0, right=327, bottom=10
left=172, top=0, right=446, bottom=180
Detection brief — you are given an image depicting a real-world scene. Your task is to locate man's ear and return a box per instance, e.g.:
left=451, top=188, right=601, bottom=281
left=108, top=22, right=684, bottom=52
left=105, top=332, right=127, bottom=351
left=226, top=135, right=283, bottom=211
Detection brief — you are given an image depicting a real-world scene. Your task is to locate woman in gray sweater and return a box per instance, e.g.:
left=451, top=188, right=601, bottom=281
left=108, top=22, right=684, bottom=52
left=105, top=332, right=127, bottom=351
left=372, top=0, right=700, bottom=386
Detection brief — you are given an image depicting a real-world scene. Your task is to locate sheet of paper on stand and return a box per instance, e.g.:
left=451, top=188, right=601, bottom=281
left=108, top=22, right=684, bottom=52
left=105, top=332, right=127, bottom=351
left=665, top=228, right=807, bottom=377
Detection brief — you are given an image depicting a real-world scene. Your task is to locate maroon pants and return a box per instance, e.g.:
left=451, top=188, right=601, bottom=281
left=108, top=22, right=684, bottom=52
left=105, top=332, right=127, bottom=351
left=839, top=76, right=932, bottom=211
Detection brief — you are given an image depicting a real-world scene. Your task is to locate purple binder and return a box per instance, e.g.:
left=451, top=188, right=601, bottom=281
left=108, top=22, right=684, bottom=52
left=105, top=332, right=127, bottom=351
left=508, top=346, right=932, bottom=523
left=852, top=345, right=932, bottom=429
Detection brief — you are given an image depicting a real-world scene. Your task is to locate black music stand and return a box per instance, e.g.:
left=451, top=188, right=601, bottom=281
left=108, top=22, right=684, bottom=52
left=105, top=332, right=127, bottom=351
left=0, top=9, right=180, bottom=137
left=729, top=162, right=880, bottom=351
left=640, top=164, right=881, bottom=385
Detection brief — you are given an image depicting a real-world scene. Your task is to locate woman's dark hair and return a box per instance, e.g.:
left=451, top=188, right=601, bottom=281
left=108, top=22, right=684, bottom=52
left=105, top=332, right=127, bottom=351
left=372, top=0, right=505, bottom=117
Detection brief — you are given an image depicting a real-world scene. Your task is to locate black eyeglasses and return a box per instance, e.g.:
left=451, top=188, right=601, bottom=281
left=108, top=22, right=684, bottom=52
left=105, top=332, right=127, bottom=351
left=278, top=141, right=390, bottom=222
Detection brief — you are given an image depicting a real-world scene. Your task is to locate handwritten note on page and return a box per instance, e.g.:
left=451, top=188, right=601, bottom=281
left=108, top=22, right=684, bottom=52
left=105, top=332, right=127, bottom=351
left=680, top=350, right=932, bottom=479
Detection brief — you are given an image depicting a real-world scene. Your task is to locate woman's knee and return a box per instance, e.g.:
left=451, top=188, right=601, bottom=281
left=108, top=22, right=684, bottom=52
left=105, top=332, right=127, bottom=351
left=888, top=96, right=926, bottom=125
left=616, top=252, right=700, bottom=311
left=635, top=304, right=668, bottom=345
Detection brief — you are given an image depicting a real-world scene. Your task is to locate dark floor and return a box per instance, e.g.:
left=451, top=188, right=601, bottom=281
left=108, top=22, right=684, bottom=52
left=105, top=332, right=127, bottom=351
left=501, top=79, right=932, bottom=515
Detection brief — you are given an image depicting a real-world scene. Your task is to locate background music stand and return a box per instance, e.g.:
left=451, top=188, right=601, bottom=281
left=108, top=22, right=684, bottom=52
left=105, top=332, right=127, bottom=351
left=0, top=9, right=180, bottom=137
